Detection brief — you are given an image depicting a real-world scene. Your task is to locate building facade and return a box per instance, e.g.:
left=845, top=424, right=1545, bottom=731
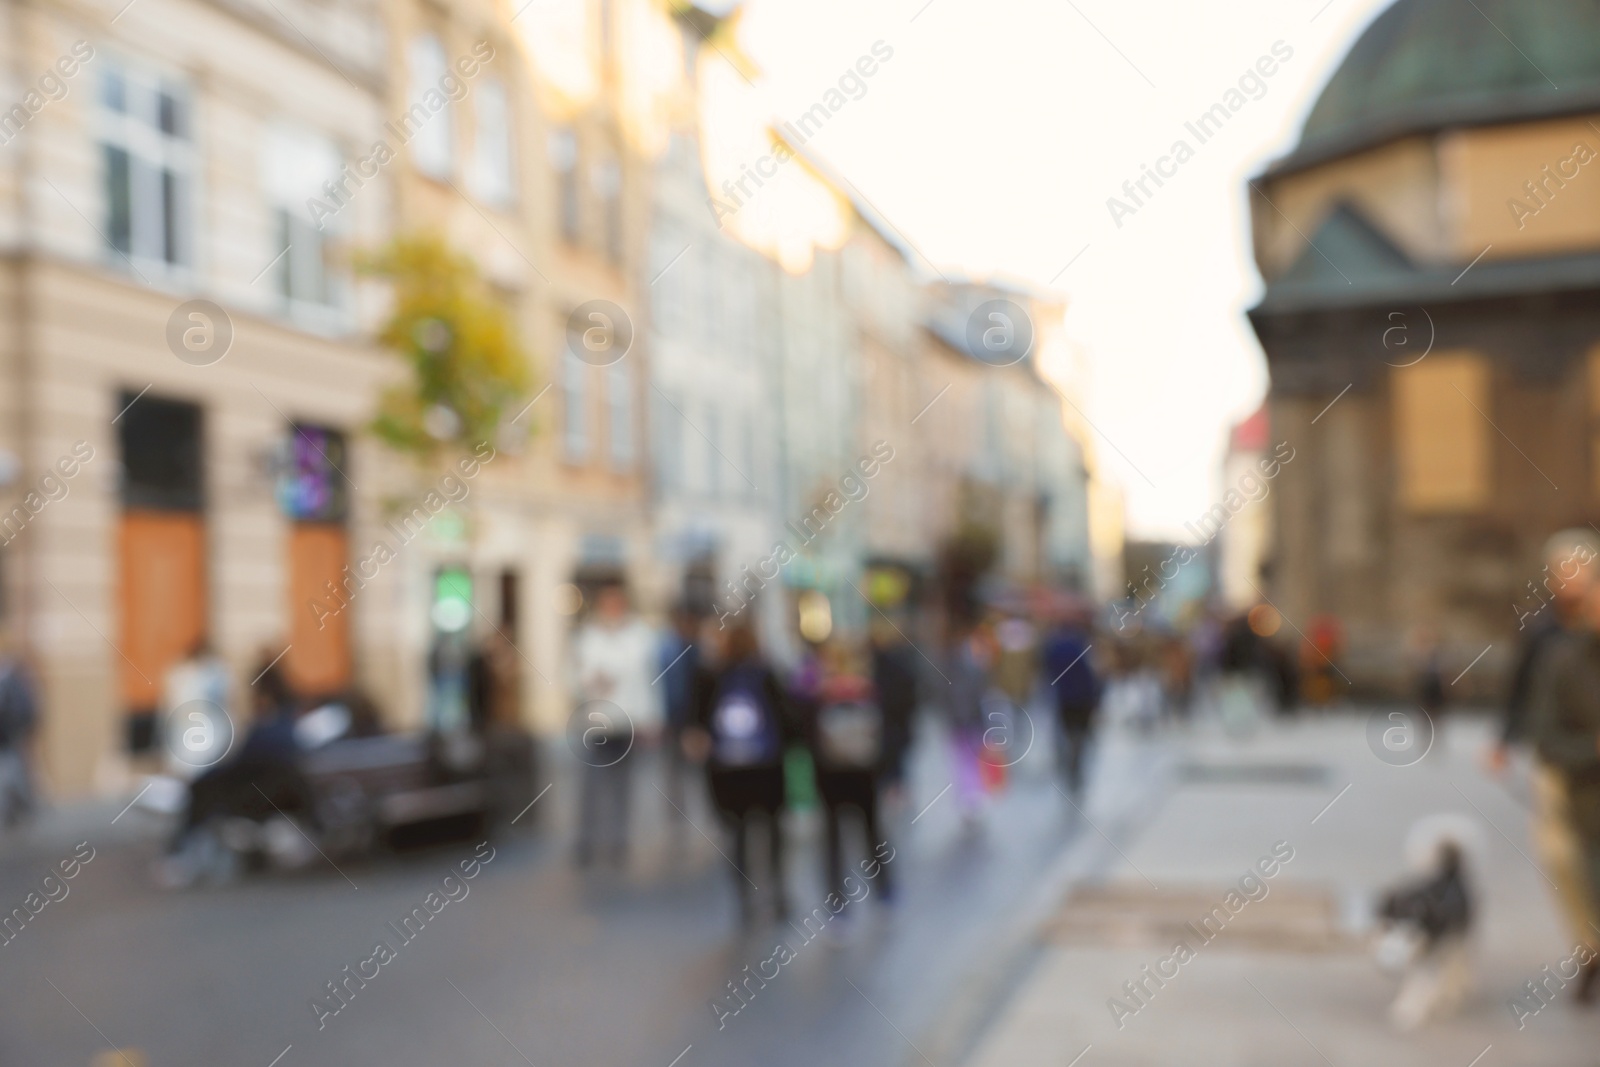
left=1248, top=0, right=1600, bottom=697
left=0, top=0, right=396, bottom=792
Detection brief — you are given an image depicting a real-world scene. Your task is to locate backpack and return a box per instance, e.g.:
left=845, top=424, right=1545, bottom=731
left=1045, top=631, right=1100, bottom=709
left=711, top=665, right=781, bottom=767
left=815, top=699, right=883, bottom=771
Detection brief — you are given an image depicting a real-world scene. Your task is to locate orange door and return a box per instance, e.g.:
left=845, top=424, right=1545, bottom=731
left=286, top=523, right=352, bottom=696
left=118, top=511, right=207, bottom=711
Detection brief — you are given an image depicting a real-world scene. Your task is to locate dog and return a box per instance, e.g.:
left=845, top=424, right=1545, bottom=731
left=1373, top=815, right=1482, bottom=1030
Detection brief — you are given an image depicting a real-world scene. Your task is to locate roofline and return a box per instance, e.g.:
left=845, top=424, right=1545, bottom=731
left=1248, top=248, right=1600, bottom=318
left=1258, top=90, right=1600, bottom=180
left=767, top=125, right=929, bottom=273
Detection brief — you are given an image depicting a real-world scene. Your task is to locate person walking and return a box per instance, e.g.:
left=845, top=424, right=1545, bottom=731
left=802, top=649, right=895, bottom=913
left=571, top=583, right=661, bottom=868
left=869, top=619, right=919, bottom=804
left=943, top=624, right=994, bottom=824
left=658, top=603, right=702, bottom=828
left=685, top=623, right=792, bottom=928
left=1041, top=607, right=1101, bottom=797
left=0, top=633, right=40, bottom=828
left=1496, top=529, right=1600, bottom=1000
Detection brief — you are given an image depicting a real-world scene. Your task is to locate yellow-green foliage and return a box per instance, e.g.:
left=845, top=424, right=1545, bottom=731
left=361, top=234, right=532, bottom=457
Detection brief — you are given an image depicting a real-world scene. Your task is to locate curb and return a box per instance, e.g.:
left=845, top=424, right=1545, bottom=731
left=906, top=737, right=1181, bottom=1067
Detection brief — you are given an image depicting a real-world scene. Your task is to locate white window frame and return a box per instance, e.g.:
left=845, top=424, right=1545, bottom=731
left=607, top=361, right=634, bottom=471
left=562, top=348, right=589, bottom=464
left=261, top=123, right=346, bottom=331
left=548, top=128, right=579, bottom=243
left=96, top=58, right=196, bottom=283
left=469, top=78, right=514, bottom=207
left=407, top=35, right=453, bottom=180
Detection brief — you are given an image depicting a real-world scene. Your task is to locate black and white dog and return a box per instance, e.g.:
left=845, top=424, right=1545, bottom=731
left=1374, top=816, right=1481, bottom=1029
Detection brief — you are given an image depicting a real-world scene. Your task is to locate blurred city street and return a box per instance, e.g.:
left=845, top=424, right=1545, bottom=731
left=6, top=705, right=1593, bottom=1066
left=8, top=0, right=1600, bottom=1060
left=0, top=713, right=1170, bottom=1066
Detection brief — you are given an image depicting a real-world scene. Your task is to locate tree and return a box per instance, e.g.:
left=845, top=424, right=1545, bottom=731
left=360, top=235, right=532, bottom=458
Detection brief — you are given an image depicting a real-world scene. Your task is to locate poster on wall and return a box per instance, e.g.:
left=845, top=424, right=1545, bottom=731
left=277, top=423, right=349, bottom=523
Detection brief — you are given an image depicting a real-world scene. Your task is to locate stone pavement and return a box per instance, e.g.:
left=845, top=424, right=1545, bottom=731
left=963, top=710, right=1598, bottom=1067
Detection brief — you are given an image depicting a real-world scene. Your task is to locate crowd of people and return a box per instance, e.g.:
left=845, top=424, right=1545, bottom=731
left=565, top=582, right=1112, bottom=927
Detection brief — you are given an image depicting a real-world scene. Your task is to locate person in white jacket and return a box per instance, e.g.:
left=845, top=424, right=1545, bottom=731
left=161, top=638, right=234, bottom=777
left=572, top=584, right=662, bottom=867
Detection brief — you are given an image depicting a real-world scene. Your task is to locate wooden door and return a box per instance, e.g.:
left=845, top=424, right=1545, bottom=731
left=286, top=523, right=352, bottom=697
left=118, top=511, right=207, bottom=711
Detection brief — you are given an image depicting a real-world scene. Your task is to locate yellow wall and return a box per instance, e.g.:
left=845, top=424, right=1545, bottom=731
left=1257, top=113, right=1600, bottom=276
left=1443, top=114, right=1600, bottom=259
left=1256, top=137, right=1441, bottom=276
left=1392, top=352, right=1491, bottom=513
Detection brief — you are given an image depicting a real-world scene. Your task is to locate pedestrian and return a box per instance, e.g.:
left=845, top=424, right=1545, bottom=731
left=1041, top=606, right=1100, bottom=797
left=943, top=624, right=994, bottom=824
left=158, top=647, right=306, bottom=885
left=869, top=618, right=919, bottom=804
left=658, top=602, right=702, bottom=828
left=684, top=623, right=792, bottom=928
left=0, top=632, right=40, bottom=828
left=161, top=638, right=232, bottom=780
left=801, top=648, right=895, bottom=914
left=1527, top=575, right=1600, bottom=1005
left=571, top=582, right=662, bottom=868
left=1496, top=529, right=1600, bottom=1001
left=993, top=613, right=1036, bottom=709
left=1409, top=623, right=1446, bottom=725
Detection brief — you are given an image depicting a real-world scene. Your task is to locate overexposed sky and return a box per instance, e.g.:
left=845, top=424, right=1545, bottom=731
left=705, top=0, right=1396, bottom=540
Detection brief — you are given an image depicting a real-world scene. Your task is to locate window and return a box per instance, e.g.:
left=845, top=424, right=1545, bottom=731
left=118, top=391, right=202, bottom=510
left=562, top=349, right=589, bottom=463
left=407, top=35, right=453, bottom=179
left=703, top=404, right=720, bottom=498
left=470, top=79, right=514, bottom=206
left=741, top=416, right=756, bottom=499
left=654, top=391, right=683, bottom=493
left=651, top=226, right=688, bottom=336
left=600, top=0, right=615, bottom=61
left=607, top=361, right=634, bottom=470
left=99, top=62, right=193, bottom=276
left=1393, top=352, right=1491, bottom=512
left=549, top=128, right=579, bottom=243
left=262, top=125, right=341, bottom=314
left=593, top=159, right=622, bottom=264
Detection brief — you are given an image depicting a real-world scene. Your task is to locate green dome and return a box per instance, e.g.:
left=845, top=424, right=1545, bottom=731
left=1286, top=0, right=1600, bottom=169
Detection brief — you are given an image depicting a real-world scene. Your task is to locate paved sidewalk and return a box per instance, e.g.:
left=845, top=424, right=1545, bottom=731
left=964, top=711, right=1598, bottom=1067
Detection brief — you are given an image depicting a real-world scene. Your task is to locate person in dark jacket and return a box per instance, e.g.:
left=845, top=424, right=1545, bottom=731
left=869, top=620, right=919, bottom=801
left=167, top=651, right=305, bottom=852
left=1496, top=529, right=1600, bottom=1000
left=1040, top=610, right=1100, bottom=797
left=0, top=634, right=40, bottom=827
left=658, top=604, right=702, bottom=826
left=1526, top=569, right=1600, bottom=1003
left=799, top=653, right=895, bottom=908
left=685, top=623, right=793, bottom=927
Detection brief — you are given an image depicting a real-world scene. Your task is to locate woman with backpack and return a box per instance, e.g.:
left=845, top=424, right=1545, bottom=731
left=685, top=623, right=793, bottom=928
left=800, top=647, right=895, bottom=909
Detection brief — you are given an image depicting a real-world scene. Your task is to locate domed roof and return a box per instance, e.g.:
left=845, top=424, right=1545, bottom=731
left=1280, top=0, right=1600, bottom=172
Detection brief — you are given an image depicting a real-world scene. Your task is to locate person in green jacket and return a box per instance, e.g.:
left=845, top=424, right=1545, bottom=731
left=1526, top=576, right=1600, bottom=1002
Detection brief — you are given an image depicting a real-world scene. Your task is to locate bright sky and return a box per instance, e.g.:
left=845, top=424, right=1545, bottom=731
left=701, top=0, right=1397, bottom=540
